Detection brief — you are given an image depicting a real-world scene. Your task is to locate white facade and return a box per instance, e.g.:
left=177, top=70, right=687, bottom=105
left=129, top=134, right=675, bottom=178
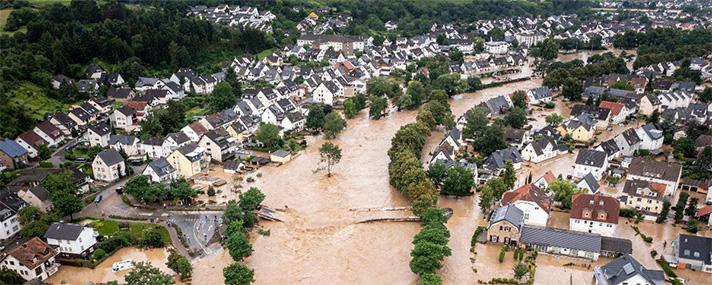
left=46, top=226, right=98, bottom=256
left=570, top=217, right=616, bottom=237
left=0, top=211, right=20, bottom=240
left=511, top=201, right=549, bottom=227
left=574, top=160, right=608, bottom=180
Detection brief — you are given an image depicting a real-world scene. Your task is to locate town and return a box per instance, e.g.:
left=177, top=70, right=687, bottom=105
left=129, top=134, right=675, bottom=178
left=0, top=0, right=711, bottom=284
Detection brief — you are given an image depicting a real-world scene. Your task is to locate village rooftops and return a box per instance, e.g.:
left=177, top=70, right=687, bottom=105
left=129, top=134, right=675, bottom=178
left=593, top=254, right=663, bottom=285
left=501, top=184, right=551, bottom=213
left=575, top=149, right=607, bottom=168
left=3, top=237, right=57, bottom=270
left=520, top=225, right=601, bottom=253
left=571, top=194, right=619, bottom=224
left=628, top=157, right=682, bottom=183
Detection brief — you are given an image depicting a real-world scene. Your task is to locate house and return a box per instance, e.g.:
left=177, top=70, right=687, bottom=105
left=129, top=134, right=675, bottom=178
left=669, top=234, right=712, bottom=273
left=110, top=106, right=137, bottom=130
left=15, top=130, right=47, bottom=158
left=0, top=191, right=24, bottom=240
left=627, top=157, right=682, bottom=198
left=91, top=149, right=126, bottom=183
left=593, top=254, right=664, bottom=285
left=613, top=129, right=640, bottom=157
left=86, top=123, right=111, bottom=147
left=501, top=184, right=551, bottom=227
left=44, top=222, right=98, bottom=258
left=634, top=123, right=664, bottom=151
left=17, top=186, right=52, bottom=212
left=51, top=74, right=72, bottom=89
left=167, top=143, right=210, bottom=178
left=598, top=101, right=628, bottom=124
left=571, top=104, right=610, bottom=129
left=487, top=205, right=524, bottom=246
left=577, top=173, right=601, bottom=194
left=526, top=86, right=553, bottom=104
left=596, top=139, right=621, bottom=160
left=33, top=121, right=65, bottom=147
left=312, top=81, right=342, bottom=105
left=574, top=149, right=608, bottom=180
left=521, top=139, right=565, bottom=163
left=621, top=179, right=666, bottom=217
left=519, top=225, right=601, bottom=260
left=560, top=116, right=596, bottom=142
left=570, top=194, right=619, bottom=237
left=696, top=205, right=712, bottom=226
left=0, top=237, right=59, bottom=281
left=162, top=132, right=192, bottom=158
left=68, top=107, right=91, bottom=126
left=270, top=149, right=292, bottom=164
left=0, top=138, right=28, bottom=170
left=483, top=147, right=523, bottom=175
left=502, top=127, right=527, bottom=149
left=142, top=158, right=177, bottom=184
left=49, top=112, right=77, bottom=137
left=181, top=122, right=209, bottom=142
left=198, top=129, right=238, bottom=163
left=480, top=95, right=512, bottom=116
left=533, top=170, right=557, bottom=190
left=108, top=135, right=141, bottom=158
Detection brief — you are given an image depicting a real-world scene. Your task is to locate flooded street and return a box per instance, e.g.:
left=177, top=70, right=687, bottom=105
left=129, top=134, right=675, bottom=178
left=47, top=247, right=174, bottom=285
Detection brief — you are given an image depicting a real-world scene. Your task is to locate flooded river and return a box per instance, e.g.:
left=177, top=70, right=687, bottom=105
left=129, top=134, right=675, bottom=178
left=207, top=79, right=544, bottom=285
left=47, top=247, right=175, bottom=285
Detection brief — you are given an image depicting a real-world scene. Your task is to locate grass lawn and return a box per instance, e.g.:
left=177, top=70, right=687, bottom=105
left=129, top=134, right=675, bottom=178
left=256, top=48, right=276, bottom=60
left=186, top=106, right=210, bottom=120
left=27, top=0, right=72, bottom=6
left=90, top=219, right=171, bottom=244
left=0, top=9, right=11, bottom=32
left=7, top=82, right=66, bottom=120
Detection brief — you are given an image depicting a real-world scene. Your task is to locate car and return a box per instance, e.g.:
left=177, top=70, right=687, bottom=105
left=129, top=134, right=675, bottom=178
left=94, top=194, right=102, bottom=203
left=73, top=157, right=88, bottom=163
left=115, top=187, right=124, bottom=194
left=112, top=259, right=134, bottom=272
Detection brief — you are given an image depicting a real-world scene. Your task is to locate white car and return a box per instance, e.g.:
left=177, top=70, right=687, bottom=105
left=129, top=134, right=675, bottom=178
left=112, top=259, right=134, bottom=272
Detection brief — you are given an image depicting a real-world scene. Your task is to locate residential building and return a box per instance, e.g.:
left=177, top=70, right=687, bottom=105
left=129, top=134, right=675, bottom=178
left=33, top=121, right=64, bottom=147
left=487, top=205, right=524, bottom=246
left=521, top=139, right=565, bottom=163
left=520, top=225, right=601, bottom=260
left=44, top=222, right=98, bottom=258
left=526, top=86, right=553, bottom=104
left=167, top=143, right=210, bottom=178
left=0, top=237, right=59, bottom=281
left=15, top=130, right=47, bottom=159
left=91, top=149, right=126, bottom=183
left=621, top=179, right=665, bottom=216
left=198, top=129, right=238, bottom=163
left=86, top=123, right=111, bottom=147
left=670, top=234, right=712, bottom=273
left=0, top=138, right=28, bottom=170
left=635, top=123, right=664, bottom=151
left=501, top=184, right=551, bottom=227
left=574, top=149, right=608, bottom=180
left=593, top=254, right=664, bottom=285
left=570, top=194, right=619, bottom=237
left=17, top=186, right=52, bottom=212
left=627, top=157, right=682, bottom=198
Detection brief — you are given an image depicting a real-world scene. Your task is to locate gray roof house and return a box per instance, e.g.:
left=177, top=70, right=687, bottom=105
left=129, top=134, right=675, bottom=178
left=593, top=254, right=664, bottom=285
left=143, top=158, right=177, bottom=184
left=520, top=225, right=602, bottom=260
left=670, top=234, right=712, bottom=273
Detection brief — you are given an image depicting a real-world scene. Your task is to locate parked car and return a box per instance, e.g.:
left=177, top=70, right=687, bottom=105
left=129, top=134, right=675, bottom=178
left=94, top=194, right=102, bottom=203
left=115, top=187, right=124, bottom=194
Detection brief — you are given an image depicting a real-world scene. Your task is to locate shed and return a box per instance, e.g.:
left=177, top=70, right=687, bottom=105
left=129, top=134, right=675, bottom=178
left=270, top=150, right=292, bottom=164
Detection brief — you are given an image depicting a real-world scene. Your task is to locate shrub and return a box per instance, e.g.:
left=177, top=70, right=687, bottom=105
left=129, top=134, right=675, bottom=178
left=657, top=259, right=677, bottom=278
left=140, top=230, right=164, bottom=248
left=498, top=247, right=506, bottom=263
left=544, top=102, right=555, bottom=109
left=207, top=187, right=216, bottom=196
left=650, top=250, right=658, bottom=258
left=619, top=208, right=640, bottom=218
left=38, top=161, right=53, bottom=168
left=92, top=248, right=107, bottom=260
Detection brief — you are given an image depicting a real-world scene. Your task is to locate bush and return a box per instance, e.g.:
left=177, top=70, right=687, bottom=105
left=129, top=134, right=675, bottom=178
left=207, top=187, right=216, bottom=196
left=619, top=208, right=640, bottom=218
left=499, top=246, right=506, bottom=263
left=92, top=248, right=107, bottom=260
left=38, top=161, right=53, bottom=168
left=657, top=259, right=677, bottom=278
left=140, top=230, right=165, bottom=248
left=544, top=102, right=555, bottom=109
left=650, top=250, right=658, bottom=258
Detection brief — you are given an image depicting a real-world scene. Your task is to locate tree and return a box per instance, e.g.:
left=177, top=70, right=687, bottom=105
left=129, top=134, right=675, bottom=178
left=433, top=73, right=465, bottom=96
left=42, top=171, right=77, bottom=194
left=208, top=82, right=236, bottom=112
left=511, top=91, right=527, bottom=109
left=417, top=273, right=442, bottom=285
left=51, top=191, right=82, bottom=220
left=255, top=123, right=282, bottom=150
left=562, top=78, right=584, bottom=101
left=448, top=48, right=463, bottom=63
left=502, top=161, right=516, bottom=189
left=424, top=101, right=455, bottom=129
left=545, top=113, right=563, bottom=126
left=141, top=229, right=164, bottom=247
left=319, top=142, right=342, bottom=177
left=462, top=106, right=489, bottom=139
left=478, top=178, right=508, bottom=214
left=472, top=125, right=507, bottom=156
left=406, top=81, right=426, bottom=107
left=427, top=161, right=448, bottom=186
left=548, top=179, right=584, bottom=209
left=467, top=77, right=482, bottom=92
left=656, top=201, right=671, bottom=223
left=306, top=105, right=326, bottom=130
left=37, top=144, right=52, bottom=160
left=674, top=191, right=689, bottom=223
left=170, top=179, right=197, bottom=205
left=369, top=96, right=388, bottom=119
left=611, top=80, right=634, bottom=91
left=441, top=166, right=475, bottom=196
left=239, top=187, right=265, bottom=212
left=700, top=87, right=712, bottom=103
left=166, top=250, right=192, bottom=279
left=416, top=109, right=437, bottom=130
left=504, top=107, right=527, bottom=129
left=322, top=112, right=347, bottom=139
left=695, top=147, right=712, bottom=172
left=227, top=230, right=253, bottom=261
left=685, top=197, right=699, bottom=217
left=0, top=268, right=24, bottom=285
left=223, top=263, right=255, bottom=285
left=343, top=98, right=357, bottom=118
left=124, top=262, right=174, bottom=285
left=513, top=262, right=529, bottom=280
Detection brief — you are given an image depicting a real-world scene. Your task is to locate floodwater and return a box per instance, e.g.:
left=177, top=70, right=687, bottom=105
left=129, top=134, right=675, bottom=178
left=47, top=247, right=175, bottom=285
left=188, top=79, right=543, bottom=285
left=557, top=48, right=638, bottom=70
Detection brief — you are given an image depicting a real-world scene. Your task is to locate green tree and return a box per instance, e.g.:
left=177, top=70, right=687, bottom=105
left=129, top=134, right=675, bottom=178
left=513, top=262, right=529, bottom=279
left=427, top=161, right=448, bottom=187
left=502, top=161, right=516, bottom=189
left=478, top=178, right=508, bottom=214
left=545, top=113, right=563, bottom=125
left=700, top=87, right=712, bottom=103
left=170, top=179, right=197, bottom=205
left=448, top=48, right=463, bottom=63
left=511, top=90, right=527, bottom=109
left=223, top=263, right=255, bottom=285
left=166, top=250, right=191, bottom=279
left=611, top=80, right=635, bottom=91
left=562, top=78, right=584, bottom=101
left=462, top=106, right=489, bottom=139
left=504, top=107, right=527, bottom=129
left=472, top=125, right=507, bottom=156
left=37, top=144, right=52, bottom=160
left=407, top=81, right=426, bottom=107
left=306, top=105, right=326, bottom=129
left=685, top=197, right=699, bottom=217
left=674, top=191, right=689, bottom=223
left=255, top=123, right=282, bottom=150
left=417, top=273, right=442, bottom=285
left=42, top=171, right=77, bottom=194
left=208, top=82, right=236, bottom=112
left=322, top=112, right=347, bottom=139
left=239, top=187, right=265, bottom=212
left=319, top=142, right=342, bottom=177
left=416, top=109, right=438, bottom=130
left=441, top=166, right=474, bottom=196
left=227, top=230, right=253, bottom=261
left=369, top=96, right=388, bottom=119
left=0, top=268, right=24, bottom=285
left=696, top=147, right=712, bottom=172
left=423, top=101, right=455, bottom=129
left=124, top=262, right=174, bottom=285
left=467, top=77, right=482, bottom=92
left=657, top=200, right=671, bottom=223
left=141, top=229, right=164, bottom=247
left=343, top=98, right=357, bottom=118
left=433, top=73, right=465, bottom=96
left=548, top=179, right=584, bottom=209
left=51, top=191, right=82, bottom=220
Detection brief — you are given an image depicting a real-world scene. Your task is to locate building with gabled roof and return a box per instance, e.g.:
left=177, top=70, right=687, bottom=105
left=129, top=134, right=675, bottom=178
left=593, top=254, right=663, bottom=285
left=501, top=184, right=551, bottom=226
left=0, top=237, right=59, bottom=281
left=570, top=194, right=619, bottom=236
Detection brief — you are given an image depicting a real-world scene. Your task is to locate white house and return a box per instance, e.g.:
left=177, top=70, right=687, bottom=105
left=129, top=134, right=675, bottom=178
left=91, top=149, right=126, bottom=183
left=110, top=106, right=137, bottom=130
left=33, top=121, right=65, bottom=148
left=0, top=237, right=59, bottom=281
left=44, top=222, right=98, bottom=258
left=526, top=86, right=553, bottom=104
left=0, top=204, right=21, bottom=241
left=501, top=184, right=551, bottom=227
left=312, top=81, right=342, bottom=105
left=593, top=254, right=664, bottom=285
left=627, top=157, right=682, bottom=198
left=574, top=149, right=608, bottom=180
left=86, top=123, right=111, bottom=147
left=108, top=135, right=141, bottom=158
left=142, top=158, right=177, bottom=184
left=570, top=194, right=619, bottom=237
left=634, top=123, right=664, bottom=151
left=521, top=139, right=564, bottom=163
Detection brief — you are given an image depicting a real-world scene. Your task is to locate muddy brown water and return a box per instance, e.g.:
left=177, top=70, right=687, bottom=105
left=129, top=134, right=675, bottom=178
left=192, top=79, right=543, bottom=285
left=46, top=247, right=175, bottom=285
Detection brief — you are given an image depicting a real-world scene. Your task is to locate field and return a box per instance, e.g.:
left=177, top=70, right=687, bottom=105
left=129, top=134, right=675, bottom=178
left=0, top=9, right=11, bottom=32
left=90, top=219, right=171, bottom=244
left=7, top=82, right=66, bottom=120
left=27, top=0, right=72, bottom=6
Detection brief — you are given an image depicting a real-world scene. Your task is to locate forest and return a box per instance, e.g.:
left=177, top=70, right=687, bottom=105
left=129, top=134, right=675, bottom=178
left=612, top=28, right=712, bottom=69
left=0, top=0, right=274, bottom=138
